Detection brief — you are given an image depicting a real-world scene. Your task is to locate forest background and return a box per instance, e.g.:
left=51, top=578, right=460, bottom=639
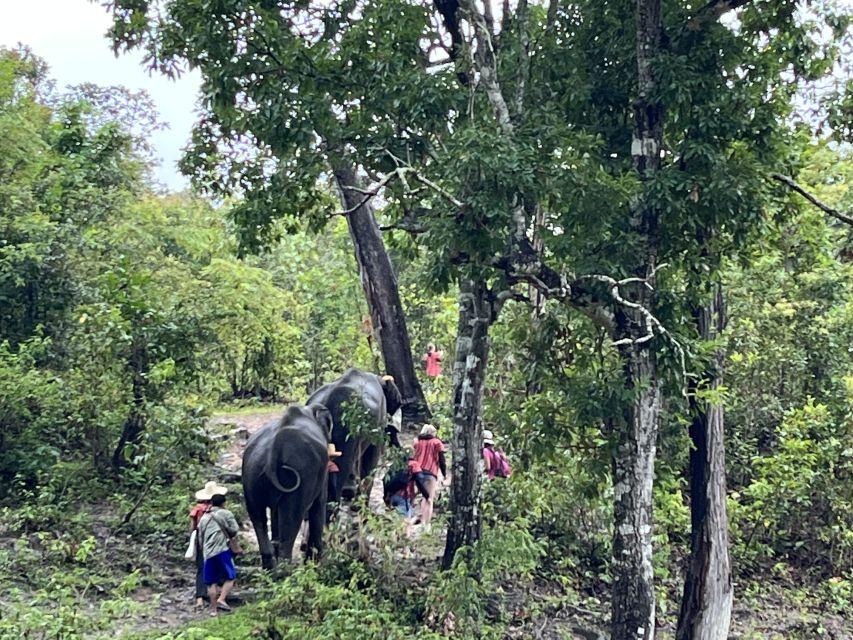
left=1, top=0, right=853, bottom=638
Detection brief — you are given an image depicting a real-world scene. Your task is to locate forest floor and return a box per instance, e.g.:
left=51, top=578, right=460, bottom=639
left=116, top=408, right=852, bottom=639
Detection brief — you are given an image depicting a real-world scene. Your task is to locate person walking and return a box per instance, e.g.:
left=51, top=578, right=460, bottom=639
left=412, top=424, right=446, bottom=530
left=197, top=485, right=239, bottom=616
left=483, top=429, right=512, bottom=479
left=423, top=343, right=443, bottom=378
left=189, top=482, right=217, bottom=609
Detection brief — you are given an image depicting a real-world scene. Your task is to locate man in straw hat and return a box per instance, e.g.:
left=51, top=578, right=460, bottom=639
left=188, top=482, right=219, bottom=609
left=195, top=482, right=239, bottom=616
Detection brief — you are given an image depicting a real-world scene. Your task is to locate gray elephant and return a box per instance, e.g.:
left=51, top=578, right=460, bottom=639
left=307, top=368, right=403, bottom=502
left=241, top=403, right=332, bottom=569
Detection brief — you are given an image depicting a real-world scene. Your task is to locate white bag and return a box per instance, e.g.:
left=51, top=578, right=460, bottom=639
left=184, top=529, right=198, bottom=560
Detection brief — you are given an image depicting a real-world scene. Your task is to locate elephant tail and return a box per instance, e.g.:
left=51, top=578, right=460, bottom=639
left=269, top=464, right=302, bottom=494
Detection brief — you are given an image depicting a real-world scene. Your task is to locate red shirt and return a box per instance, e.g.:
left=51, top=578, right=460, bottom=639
left=413, top=436, right=445, bottom=476
left=425, top=351, right=442, bottom=377
left=189, top=503, right=210, bottom=530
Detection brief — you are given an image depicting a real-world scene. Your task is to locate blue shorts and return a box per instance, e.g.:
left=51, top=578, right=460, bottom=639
left=390, top=494, right=413, bottom=517
left=203, top=550, right=236, bottom=585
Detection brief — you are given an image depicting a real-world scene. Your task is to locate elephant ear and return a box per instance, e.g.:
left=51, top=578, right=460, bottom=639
left=381, top=377, right=403, bottom=416
left=311, top=404, right=333, bottom=438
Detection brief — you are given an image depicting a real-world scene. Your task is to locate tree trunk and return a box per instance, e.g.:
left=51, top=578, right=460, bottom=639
left=442, top=278, right=494, bottom=569
left=609, top=0, right=664, bottom=635
left=330, top=158, right=431, bottom=424
left=611, top=325, right=661, bottom=640
left=112, top=337, right=149, bottom=472
left=677, top=285, right=732, bottom=639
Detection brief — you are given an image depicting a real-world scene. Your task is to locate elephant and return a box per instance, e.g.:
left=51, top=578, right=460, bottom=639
left=241, top=403, right=333, bottom=569
left=307, top=368, right=403, bottom=503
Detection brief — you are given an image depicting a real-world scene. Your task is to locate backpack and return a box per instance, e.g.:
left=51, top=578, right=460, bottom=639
left=490, top=448, right=512, bottom=478
left=384, top=450, right=411, bottom=494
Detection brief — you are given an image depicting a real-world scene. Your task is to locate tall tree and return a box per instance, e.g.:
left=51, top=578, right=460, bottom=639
left=332, top=160, right=429, bottom=421
left=677, top=284, right=732, bottom=639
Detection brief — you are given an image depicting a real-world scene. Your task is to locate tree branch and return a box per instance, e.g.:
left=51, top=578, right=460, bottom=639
left=772, top=173, right=853, bottom=227
left=433, top=0, right=469, bottom=85
left=514, top=0, right=531, bottom=119
left=459, top=0, right=513, bottom=133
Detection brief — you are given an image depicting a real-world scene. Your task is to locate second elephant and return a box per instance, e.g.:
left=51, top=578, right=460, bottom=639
left=308, top=368, right=402, bottom=502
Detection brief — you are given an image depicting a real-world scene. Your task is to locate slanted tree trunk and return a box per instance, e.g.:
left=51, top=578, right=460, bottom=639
left=677, top=285, right=732, bottom=639
left=442, top=278, right=495, bottom=568
left=330, top=158, right=431, bottom=424
left=112, top=337, right=149, bottom=472
left=610, top=1, right=664, bottom=637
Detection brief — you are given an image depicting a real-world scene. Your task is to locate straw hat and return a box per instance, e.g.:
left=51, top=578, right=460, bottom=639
left=381, top=374, right=395, bottom=383
left=420, top=423, right=437, bottom=437
left=194, top=481, right=228, bottom=501
left=328, top=443, right=343, bottom=458
left=483, top=430, right=494, bottom=445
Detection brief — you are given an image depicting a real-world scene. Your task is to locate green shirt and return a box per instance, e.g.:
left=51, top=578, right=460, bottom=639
left=197, top=506, right=239, bottom=560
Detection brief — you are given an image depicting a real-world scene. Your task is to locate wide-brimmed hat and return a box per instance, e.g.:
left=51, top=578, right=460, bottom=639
left=194, top=481, right=228, bottom=501
left=483, top=429, right=494, bottom=445
left=420, top=423, right=437, bottom=437
left=328, top=443, right=343, bottom=458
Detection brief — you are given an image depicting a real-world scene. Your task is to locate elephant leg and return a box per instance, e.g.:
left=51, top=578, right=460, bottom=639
left=248, top=503, right=275, bottom=570
left=270, top=505, right=280, bottom=559
left=305, top=494, right=327, bottom=560
left=362, top=444, right=381, bottom=479
left=274, top=499, right=304, bottom=563
left=358, top=444, right=381, bottom=497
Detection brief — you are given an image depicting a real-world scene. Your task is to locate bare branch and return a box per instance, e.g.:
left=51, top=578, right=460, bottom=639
left=514, top=0, right=530, bottom=118
left=772, top=173, right=853, bottom=227
left=495, top=288, right=532, bottom=304
left=379, top=220, right=428, bottom=233
left=412, top=173, right=465, bottom=208
left=333, top=170, right=399, bottom=215
left=482, top=0, right=496, bottom=37
left=459, top=0, right=513, bottom=133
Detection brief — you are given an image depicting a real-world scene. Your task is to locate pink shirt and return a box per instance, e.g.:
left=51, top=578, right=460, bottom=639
left=425, top=351, right=442, bottom=377
left=483, top=447, right=498, bottom=480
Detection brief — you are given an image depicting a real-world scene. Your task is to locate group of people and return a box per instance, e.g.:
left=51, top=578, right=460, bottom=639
left=186, top=347, right=510, bottom=612
left=383, top=423, right=511, bottom=533
left=383, top=423, right=448, bottom=533
left=188, top=481, right=241, bottom=616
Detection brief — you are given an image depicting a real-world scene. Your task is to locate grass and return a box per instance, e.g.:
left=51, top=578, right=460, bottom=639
left=210, top=402, right=289, bottom=418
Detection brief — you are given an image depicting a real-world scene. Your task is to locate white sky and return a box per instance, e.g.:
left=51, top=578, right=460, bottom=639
left=0, top=0, right=200, bottom=192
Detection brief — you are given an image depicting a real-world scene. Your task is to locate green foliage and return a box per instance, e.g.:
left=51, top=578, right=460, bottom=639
left=730, top=399, right=853, bottom=574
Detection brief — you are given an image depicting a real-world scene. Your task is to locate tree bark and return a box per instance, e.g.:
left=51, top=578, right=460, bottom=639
left=609, top=1, right=664, bottom=637
left=442, top=278, right=494, bottom=568
left=330, top=158, right=431, bottom=424
left=611, top=315, right=661, bottom=640
left=112, top=336, right=149, bottom=472
left=677, top=285, right=732, bottom=639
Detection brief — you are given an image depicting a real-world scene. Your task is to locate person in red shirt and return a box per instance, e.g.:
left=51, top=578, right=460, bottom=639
left=412, top=424, right=446, bottom=530
left=423, top=343, right=443, bottom=378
